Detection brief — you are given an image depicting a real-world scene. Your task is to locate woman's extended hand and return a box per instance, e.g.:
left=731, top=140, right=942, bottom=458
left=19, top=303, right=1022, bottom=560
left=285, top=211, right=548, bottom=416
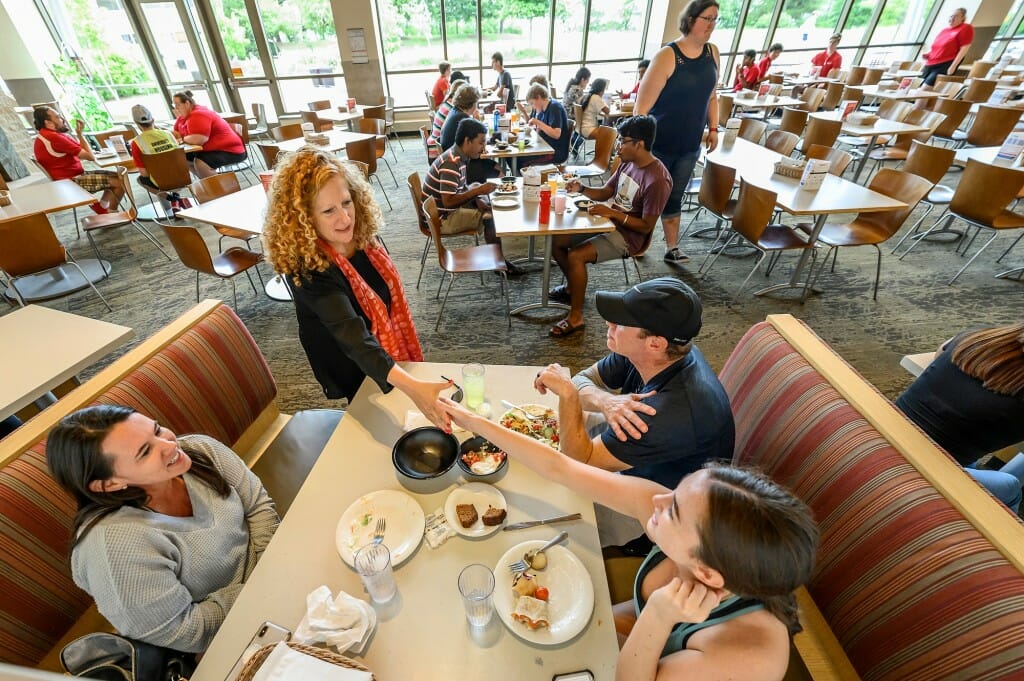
left=406, top=377, right=452, bottom=431
left=646, top=578, right=722, bottom=626
left=439, top=395, right=479, bottom=432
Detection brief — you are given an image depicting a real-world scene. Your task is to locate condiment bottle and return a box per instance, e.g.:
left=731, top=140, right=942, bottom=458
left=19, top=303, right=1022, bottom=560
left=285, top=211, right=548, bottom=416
left=539, top=185, right=551, bottom=224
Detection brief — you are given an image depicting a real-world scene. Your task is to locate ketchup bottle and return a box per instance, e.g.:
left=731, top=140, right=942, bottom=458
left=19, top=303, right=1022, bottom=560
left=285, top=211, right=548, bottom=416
left=539, top=185, right=551, bottom=224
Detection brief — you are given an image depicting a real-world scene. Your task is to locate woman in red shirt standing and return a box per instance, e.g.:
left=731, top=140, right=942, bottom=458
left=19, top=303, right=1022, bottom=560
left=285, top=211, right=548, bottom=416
left=920, top=8, right=974, bottom=89
left=171, top=91, right=247, bottom=178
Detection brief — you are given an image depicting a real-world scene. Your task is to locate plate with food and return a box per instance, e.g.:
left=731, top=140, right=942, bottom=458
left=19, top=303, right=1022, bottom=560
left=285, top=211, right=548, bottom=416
left=335, top=489, right=425, bottom=567
left=458, top=436, right=508, bottom=479
left=495, top=181, right=518, bottom=195
left=493, top=541, right=595, bottom=645
left=574, top=198, right=595, bottom=210
left=444, top=482, right=507, bottom=537
left=492, top=197, right=520, bottom=210
left=500, top=403, right=559, bottom=449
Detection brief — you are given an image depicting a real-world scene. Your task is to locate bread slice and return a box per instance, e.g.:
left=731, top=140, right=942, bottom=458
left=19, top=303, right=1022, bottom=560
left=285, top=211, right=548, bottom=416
left=482, top=506, right=507, bottom=526
left=456, top=503, right=478, bottom=528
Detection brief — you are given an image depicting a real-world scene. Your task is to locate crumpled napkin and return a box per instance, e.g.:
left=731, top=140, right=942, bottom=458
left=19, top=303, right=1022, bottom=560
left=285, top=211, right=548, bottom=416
left=293, top=586, right=376, bottom=655
left=251, top=641, right=372, bottom=681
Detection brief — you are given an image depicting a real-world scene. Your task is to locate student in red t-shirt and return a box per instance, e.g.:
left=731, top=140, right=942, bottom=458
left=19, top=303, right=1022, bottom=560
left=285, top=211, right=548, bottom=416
left=811, top=34, right=843, bottom=79
left=32, top=107, right=124, bottom=214
left=171, top=90, right=247, bottom=178
left=733, top=50, right=759, bottom=91
left=920, top=8, right=974, bottom=89
left=431, top=61, right=451, bottom=107
left=754, top=43, right=784, bottom=85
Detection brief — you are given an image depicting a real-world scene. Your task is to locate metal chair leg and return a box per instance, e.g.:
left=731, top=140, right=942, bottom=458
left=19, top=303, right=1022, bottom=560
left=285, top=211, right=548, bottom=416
left=699, top=232, right=738, bottom=276
left=872, top=244, right=882, bottom=300
left=436, top=273, right=455, bottom=331
left=949, top=230, right=999, bottom=285
left=230, top=277, right=238, bottom=309
left=243, top=269, right=258, bottom=296
left=901, top=213, right=955, bottom=259
left=84, top=232, right=111, bottom=278
left=196, top=272, right=201, bottom=302
left=891, top=202, right=934, bottom=255
left=733, top=250, right=768, bottom=301
left=416, top=238, right=431, bottom=289
left=372, top=175, right=393, bottom=210
left=65, top=257, right=112, bottom=311
left=997, top=232, right=1024, bottom=263
left=131, top=221, right=172, bottom=260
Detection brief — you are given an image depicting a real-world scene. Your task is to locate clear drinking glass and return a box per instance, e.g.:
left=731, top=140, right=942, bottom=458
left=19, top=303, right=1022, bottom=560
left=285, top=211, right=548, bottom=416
left=354, top=543, right=397, bottom=603
left=554, top=191, right=567, bottom=214
left=458, top=563, right=495, bottom=627
left=462, top=363, right=486, bottom=410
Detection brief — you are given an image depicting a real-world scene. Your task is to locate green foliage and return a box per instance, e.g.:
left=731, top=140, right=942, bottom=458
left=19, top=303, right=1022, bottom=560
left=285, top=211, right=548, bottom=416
left=49, top=58, right=113, bottom=131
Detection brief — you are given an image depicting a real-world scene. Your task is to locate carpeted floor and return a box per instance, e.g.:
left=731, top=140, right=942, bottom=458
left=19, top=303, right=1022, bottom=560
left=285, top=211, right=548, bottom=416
left=3, top=132, right=1021, bottom=415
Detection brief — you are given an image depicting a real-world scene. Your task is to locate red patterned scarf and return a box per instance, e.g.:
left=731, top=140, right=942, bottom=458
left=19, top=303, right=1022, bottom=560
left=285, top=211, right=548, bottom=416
left=318, top=239, right=424, bottom=362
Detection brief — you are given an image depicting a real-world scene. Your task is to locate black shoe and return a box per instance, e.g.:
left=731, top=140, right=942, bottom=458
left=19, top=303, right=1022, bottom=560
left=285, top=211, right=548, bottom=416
left=504, top=261, right=526, bottom=277
left=548, top=285, right=570, bottom=303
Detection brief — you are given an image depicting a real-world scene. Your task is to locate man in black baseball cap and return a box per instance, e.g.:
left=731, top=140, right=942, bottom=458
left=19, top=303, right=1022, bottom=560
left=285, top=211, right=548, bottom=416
left=533, top=276, right=735, bottom=546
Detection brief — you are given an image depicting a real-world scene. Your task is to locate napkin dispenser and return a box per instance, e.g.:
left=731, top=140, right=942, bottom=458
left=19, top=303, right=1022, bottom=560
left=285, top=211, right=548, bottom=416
left=799, top=159, right=831, bottom=192
left=522, top=166, right=543, bottom=202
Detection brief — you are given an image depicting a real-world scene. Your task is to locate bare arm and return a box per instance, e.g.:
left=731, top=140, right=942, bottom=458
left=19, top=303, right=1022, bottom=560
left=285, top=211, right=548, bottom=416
left=706, top=44, right=721, bottom=152
left=635, top=45, right=675, bottom=116
left=387, top=365, right=451, bottom=429
left=572, top=363, right=657, bottom=442
left=948, top=44, right=972, bottom=74
left=74, top=120, right=96, bottom=162
left=440, top=181, right=497, bottom=209
left=182, top=133, right=210, bottom=145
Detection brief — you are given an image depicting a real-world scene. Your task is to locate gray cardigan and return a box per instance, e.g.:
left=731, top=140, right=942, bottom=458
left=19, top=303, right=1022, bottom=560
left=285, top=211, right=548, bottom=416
left=71, top=434, right=280, bottom=652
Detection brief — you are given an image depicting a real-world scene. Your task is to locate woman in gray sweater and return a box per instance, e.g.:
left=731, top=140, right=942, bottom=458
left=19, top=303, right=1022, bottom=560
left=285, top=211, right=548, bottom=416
left=47, top=405, right=280, bottom=653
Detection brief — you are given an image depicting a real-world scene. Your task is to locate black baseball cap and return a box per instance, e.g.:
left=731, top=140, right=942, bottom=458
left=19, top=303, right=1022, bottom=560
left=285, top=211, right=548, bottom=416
left=595, top=277, right=703, bottom=344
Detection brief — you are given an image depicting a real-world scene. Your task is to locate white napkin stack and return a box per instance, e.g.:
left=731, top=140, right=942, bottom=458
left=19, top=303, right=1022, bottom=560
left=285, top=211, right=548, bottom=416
left=250, top=641, right=372, bottom=681
left=294, top=586, right=376, bottom=655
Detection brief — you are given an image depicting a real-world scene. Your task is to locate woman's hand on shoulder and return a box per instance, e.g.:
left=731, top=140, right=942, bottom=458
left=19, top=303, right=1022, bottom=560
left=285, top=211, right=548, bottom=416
left=647, top=578, right=722, bottom=627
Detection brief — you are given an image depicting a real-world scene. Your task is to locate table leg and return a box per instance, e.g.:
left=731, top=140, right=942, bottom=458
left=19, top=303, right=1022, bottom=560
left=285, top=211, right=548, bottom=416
left=264, top=274, right=293, bottom=301
left=851, top=134, right=878, bottom=183
left=510, top=234, right=570, bottom=315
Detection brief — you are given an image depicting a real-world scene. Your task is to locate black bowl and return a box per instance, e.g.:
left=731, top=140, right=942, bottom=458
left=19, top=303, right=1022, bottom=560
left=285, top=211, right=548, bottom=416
left=392, top=427, right=459, bottom=480
left=457, top=436, right=509, bottom=483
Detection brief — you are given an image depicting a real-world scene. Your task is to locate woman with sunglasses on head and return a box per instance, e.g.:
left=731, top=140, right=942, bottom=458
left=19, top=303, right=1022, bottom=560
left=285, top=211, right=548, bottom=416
left=440, top=397, right=818, bottom=681
left=635, top=0, right=721, bottom=266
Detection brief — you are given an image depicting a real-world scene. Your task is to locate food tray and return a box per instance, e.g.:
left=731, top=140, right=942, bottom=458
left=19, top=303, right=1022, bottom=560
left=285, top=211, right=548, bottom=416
left=773, top=160, right=806, bottom=178
left=236, top=642, right=374, bottom=681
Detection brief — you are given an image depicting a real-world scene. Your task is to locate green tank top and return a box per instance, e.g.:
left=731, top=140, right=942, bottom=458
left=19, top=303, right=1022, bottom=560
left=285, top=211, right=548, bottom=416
left=633, top=546, right=766, bottom=657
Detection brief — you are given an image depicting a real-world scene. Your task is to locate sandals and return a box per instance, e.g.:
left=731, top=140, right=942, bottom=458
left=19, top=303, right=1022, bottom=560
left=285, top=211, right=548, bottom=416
left=549, top=318, right=585, bottom=337
left=548, top=285, right=571, bottom=303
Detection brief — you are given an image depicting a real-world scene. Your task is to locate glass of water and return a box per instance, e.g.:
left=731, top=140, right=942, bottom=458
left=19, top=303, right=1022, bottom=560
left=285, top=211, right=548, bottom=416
left=354, top=543, right=397, bottom=603
left=458, top=563, right=495, bottom=627
left=462, top=363, right=486, bottom=410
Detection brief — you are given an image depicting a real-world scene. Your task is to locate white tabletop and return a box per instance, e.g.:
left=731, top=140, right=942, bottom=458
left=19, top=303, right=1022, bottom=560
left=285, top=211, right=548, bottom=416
left=859, top=85, right=939, bottom=101
left=178, top=185, right=267, bottom=235
left=274, top=129, right=377, bottom=154
left=0, top=180, right=96, bottom=223
left=0, top=306, right=133, bottom=421
left=732, top=94, right=804, bottom=110
left=482, top=135, right=555, bottom=162
left=809, top=111, right=929, bottom=138
left=315, top=105, right=366, bottom=124
left=491, top=183, right=614, bottom=238
left=192, top=362, right=618, bottom=681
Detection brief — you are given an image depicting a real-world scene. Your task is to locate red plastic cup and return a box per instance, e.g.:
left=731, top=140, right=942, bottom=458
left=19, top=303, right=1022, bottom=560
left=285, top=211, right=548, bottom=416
left=259, top=171, right=274, bottom=193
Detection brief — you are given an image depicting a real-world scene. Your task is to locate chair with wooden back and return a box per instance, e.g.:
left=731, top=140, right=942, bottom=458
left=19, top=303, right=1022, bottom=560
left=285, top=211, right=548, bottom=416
left=867, top=110, right=946, bottom=171
left=821, top=81, right=846, bottom=110
left=407, top=171, right=478, bottom=289
left=161, top=223, right=263, bottom=309
left=956, top=105, right=1023, bottom=148
left=840, top=86, right=864, bottom=106
left=768, top=73, right=784, bottom=85
left=383, top=96, right=404, bottom=151
left=346, top=137, right=392, bottom=209
left=300, top=110, right=333, bottom=133
left=776, top=107, right=808, bottom=136
left=190, top=172, right=258, bottom=251
left=800, top=169, right=932, bottom=299
left=564, top=125, right=617, bottom=185
left=421, top=195, right=509, bottom=330
left=907, top=159, right=1024, bottom=283
left=308, top=100, right=332, bottom=111
left=765, top=130, right=800, bottom=156
left=425, top=90, right=437, bottom=114
left=878, top=99, right=913, bottom=122
left=959, top=78, right=998, bottom=104
left=0, top=211, right=111, bottom=310
left=797, top=115, right=843, bottom=155
left=91, top=127, right=137, bottom=152
left=684, top=157, right=736, bottom=241
left=362, top=104, right=387, bottom=122
left=215, top=124, right=257, bottom=184
left=718, top=93, right=734, bottom=121
left=358, top=117, right=397, bottom=186
left=738, top=118, right=767, bottom=143
left=270, top=123, right=304, bottom=142
left=935, top=74, right=966, bottom=87
left=805, top=143, right=854, bottom=176
left=700, top=178, right=816, bottom=299
left=930, top=98, right=973, bottom=142
left=891, top=140, right=958, bottom=256
left=861, top=68, right=884, bottom=86
left=248, top=102, right=270, bottom=141
left=968, top=61, right=996, bottom=79
left=81, top=164, right=170, bottom=266
left=799, top=87, right=826, bottom=112
left=419, top=125, right=439, bottom=163
left=141, top=147, right=194, bottom=224
left=846, top=66, right=867, bottom=86
left=257, top=142, right=280, bottom=170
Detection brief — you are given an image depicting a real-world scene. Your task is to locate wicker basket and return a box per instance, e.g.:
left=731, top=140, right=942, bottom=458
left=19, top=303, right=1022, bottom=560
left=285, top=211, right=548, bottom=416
left=846, top=113, right=878, bottom=126
left=304, top=133, right=330, bottom=145
left=773, top=160, right=806, bottom=179
left=235, top=642, right=375, bottom=681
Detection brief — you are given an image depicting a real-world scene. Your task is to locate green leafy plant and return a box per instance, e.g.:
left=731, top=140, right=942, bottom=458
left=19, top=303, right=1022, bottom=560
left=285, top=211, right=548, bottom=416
left=49, top=58, right=113, bottom=131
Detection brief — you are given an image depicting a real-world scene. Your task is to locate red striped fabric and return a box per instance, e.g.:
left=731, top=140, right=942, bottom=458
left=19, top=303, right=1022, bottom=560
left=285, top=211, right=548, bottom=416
left=0, top=305, right=277, bottom=665
left=720, top=322, right=1024, bottom=681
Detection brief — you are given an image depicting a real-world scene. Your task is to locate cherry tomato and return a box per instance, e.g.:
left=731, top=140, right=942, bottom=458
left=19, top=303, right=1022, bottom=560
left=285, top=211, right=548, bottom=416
left=535, top=587, right=549, bottom=601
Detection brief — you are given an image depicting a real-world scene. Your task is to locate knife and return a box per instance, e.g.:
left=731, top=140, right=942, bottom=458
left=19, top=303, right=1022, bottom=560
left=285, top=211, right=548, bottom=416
left=503, top=513, right=582, bottom=531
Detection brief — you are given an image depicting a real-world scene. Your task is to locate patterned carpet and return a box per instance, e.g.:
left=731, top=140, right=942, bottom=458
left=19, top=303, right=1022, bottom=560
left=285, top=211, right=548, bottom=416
left=3, top=134, right=1021, bottom=414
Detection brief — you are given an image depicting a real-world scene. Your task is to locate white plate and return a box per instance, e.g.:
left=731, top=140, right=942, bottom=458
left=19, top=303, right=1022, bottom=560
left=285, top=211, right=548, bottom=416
left=499, top=403, right=559, bottom=449
left=335, top=490, right=425, bottom=568
left=493, top=542, right=595, bottom=645
left=492, top=197, right=519, bottom=209
left=94, top=151, right=118, bottom=158
left=494, top=189, right=519, bottom=196
left=444, top=482, right=507, bottom=537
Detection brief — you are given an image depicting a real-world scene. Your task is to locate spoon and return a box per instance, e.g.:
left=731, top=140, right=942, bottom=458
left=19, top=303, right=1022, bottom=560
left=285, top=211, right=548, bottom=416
left=441, top=375, right=464, bottom=403
left=524, top=530, right=568, bottom=570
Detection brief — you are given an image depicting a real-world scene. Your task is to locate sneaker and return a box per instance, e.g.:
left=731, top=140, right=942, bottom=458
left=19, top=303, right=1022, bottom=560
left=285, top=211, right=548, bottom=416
left=663, top=248, right=690, bottom=264
left=504, top=261, right=526, bottom=277
left=88, top=202, right=108, bottom=215
left=178, top=197, right=193, bottom=210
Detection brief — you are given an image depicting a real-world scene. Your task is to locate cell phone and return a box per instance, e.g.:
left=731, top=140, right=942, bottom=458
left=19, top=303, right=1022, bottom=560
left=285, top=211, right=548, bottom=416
left=553, top=672, right=594, bottom=681
left=225, top=621, right=291, bottom=680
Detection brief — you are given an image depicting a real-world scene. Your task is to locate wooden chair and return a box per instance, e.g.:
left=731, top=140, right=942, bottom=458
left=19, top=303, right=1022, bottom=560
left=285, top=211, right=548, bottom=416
left=935, top=74, right=966, bottom=87
left=846, top=66, right=867, bottom=86
left=867, top=110, right=946, bottom=171
left=216, top=124, right=258, bottom=185
left=419, top=125, right=439, bottom=164
left=421, top=196, right=509, bottom=330
left=798, top=169, right=932, bottom=299
left=821, top=81, right=846, bottom=110
left=257, top=142, right=280, bottom=170
left=700, top=178, right=816, bottom=299
left=161, top=223, right=263, bottom=309
left=951, top=105, right=1022, bottom=148
left=189, top=171, right=260, bottom=252
left=806, top=144, right=854, bottom=176
left=892, top=141, right=957, bottom=255
left=907, top=159, right=1024, bottom=283
left=765, top=130, right=799, bottom=156
left=929, top=98, right=973, bottom=143
left=718, top=93, right=734, bottom=121
left=967, top=61, right=996, bottom=79
left=863, top=68, right=886, bottom=86
left=81, top=165, right=170, bottom=267
left=683, top=158, right=736, bottom=240
left=564, top=125, right=617, bottom=186
left=141, top=147, right=195, bottom=225
left=384, top=96, right=404, bottom=151
left=798, top=87, right=826, bottom=112
left=300, top=110, right=333, bottom=133
left=358, top=117, right=397, bottom=186
left=738, top=118, right=767, bottom=143
left=959, top=78, right=998, bottom=104
left=796, top=115, right=843, bottom=155
left=307, top=99, right=332, bottom=111
left=407, top=171, right=478, bottom=289
left=768, top=73, right=784, bottom=85
left=0, top=212, right=112, bottom=310
left=771, top=107, right=808, bottom=137
left=346, top=137, right=393, bottom=209
left=248, top=102, right=270, bottom=141
left=90, top=127, right=137, bottom=152
left=840, top=86, right=864, bottom=106
left=425, top=89, right=437, bottom=114
left=270, top=123, right=304, bottom=142
left=361, top=103, right=393, bottom=158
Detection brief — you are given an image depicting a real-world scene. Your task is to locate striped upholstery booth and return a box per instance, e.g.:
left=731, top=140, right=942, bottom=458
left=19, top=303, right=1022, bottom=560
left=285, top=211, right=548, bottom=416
left=720, top=315, right=1024, bottom=681
left=0, top=301, right=278, bottom=670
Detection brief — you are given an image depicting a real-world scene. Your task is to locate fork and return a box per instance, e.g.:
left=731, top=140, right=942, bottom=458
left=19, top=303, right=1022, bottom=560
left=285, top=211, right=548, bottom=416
left=500, top=400, right=544, bottom=421
left=372, top=517, right=386, bottom=545
left=507, top=531, right=569, bottom=573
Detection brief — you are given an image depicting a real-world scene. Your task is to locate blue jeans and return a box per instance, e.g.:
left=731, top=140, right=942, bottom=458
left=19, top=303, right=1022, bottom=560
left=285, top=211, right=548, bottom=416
left=652, top=148, right=700, bottom=219
left=966, top=465, right=1022, bottom=513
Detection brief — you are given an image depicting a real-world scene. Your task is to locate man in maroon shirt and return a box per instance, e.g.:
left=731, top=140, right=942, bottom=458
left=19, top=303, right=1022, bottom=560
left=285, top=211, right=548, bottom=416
left=33, top=107, right=124, bottom=214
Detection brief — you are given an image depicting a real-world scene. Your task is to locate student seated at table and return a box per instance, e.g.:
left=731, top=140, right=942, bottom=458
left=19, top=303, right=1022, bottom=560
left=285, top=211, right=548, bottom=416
left=895, top=323, right=1024, bottom=512
left=32, top=106, right=124, bottom=215
left=793, top=34, right=842, bottom=96
left=548, top=115, right=671, bottom=337
left=579, top=78, right=612, bottom=139
left=46, top=405, right=280, bottom=653
left=617, top=59, right=650, bottom=100
left=171, top=90, right=247, bottom=179
left=431, top=60, right=452, bottom=108
left=732, top=49, right=758, bottom=92
left=440, top=399, right=818, bottom=681
left=519, top=83, right=571, bottom=166
left=430, top=79, right=468, bottom=149
left=129, top=104, right=188, bottom=215
left=263, top=148, right=453, bottom=419
left=754, top=43, right=784, bottom=85
left=486, top=51, right=515, bottom=113
left=438, top=85, right=499, bottom=184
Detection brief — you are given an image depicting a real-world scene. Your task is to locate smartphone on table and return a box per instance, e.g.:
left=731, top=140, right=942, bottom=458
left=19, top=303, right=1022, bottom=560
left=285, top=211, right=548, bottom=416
left=224, top=621, right=291, bottom=679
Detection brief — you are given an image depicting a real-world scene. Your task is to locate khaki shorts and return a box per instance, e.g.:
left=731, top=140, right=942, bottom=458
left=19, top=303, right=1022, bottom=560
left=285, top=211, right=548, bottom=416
left=74, top=171, right=118, bottom=193
left=569, top=230, right=629, bottom=263
left=440, top=207, right=484, bottom=235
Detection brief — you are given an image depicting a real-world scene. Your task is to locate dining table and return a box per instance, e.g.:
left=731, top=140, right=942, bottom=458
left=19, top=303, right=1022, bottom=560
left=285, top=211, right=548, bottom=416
left=732, top=93, right=804, bottom=119
left=314, top=105, right=366, bottom=131
left=809, top=111, right=928, bottom=183
left=176, top=185, right=290, bottom=301
left=0, top=179, right=115, bottom=302
left=273, top=129, right=377, bottom=155
left=0, top=305, right=133, bottom=421
left=705, top=137, right=907, bottom=298
left=858, top=84, right=941, bottom=102
left=191, top=361, right=618, bottom=681
left=491, top=179, right=614, bottom=315
left=482, top=133, right=555, bottom=175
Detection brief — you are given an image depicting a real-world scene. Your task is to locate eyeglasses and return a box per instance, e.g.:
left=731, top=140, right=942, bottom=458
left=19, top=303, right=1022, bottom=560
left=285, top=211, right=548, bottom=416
left=697, top=14, right=719, bottom=24
left=619, top=138, right=639, bottom=146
